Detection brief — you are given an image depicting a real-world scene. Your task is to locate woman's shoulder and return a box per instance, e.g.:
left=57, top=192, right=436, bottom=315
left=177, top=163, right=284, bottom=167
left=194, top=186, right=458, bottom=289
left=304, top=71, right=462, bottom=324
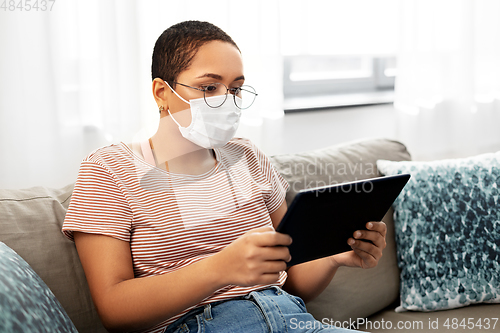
left=81, top=142, right=133, bottom=167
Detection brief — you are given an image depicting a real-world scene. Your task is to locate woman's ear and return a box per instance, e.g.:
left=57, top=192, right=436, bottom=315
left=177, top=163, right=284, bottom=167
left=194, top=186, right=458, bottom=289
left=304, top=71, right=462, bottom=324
left=152, top=78, right=170, bottom=115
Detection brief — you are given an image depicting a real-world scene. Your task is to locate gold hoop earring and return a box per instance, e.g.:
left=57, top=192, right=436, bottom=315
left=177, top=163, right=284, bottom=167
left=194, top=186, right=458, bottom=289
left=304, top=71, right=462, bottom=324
left=159, top=105, right=164, bottom=114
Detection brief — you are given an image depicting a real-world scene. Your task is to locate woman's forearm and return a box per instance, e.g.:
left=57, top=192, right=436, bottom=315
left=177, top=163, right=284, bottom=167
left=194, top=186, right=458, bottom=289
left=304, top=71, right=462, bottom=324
left=75, top=227, right=292, bottom=333
left=282, top=256, right=339, bottom=303
left=74, top=231, right=228, bottom=333
left=98, top=255, right=224, bottom=333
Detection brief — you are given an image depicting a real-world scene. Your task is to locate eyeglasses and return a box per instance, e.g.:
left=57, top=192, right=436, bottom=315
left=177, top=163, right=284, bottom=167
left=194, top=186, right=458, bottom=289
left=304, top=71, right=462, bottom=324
left=170, top=81, right=258, bottom=109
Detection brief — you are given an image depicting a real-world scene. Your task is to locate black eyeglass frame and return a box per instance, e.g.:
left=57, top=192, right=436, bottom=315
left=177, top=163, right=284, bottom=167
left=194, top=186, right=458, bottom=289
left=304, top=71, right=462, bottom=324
left=169, top=81, right=258, bottom=109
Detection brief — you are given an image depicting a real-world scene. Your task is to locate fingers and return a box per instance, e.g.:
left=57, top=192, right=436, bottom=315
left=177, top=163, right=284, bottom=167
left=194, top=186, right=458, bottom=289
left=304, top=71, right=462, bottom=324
left=249, top=228, right=293, bottom=247
left=348, top=238, right=382, bottom=269
left=260, top=260, right=288, bottom=274
left=350, top=237, right=383, bottom=258
left=349, top=222, right=387, bottom=248
left=243, top=226, right=292, bottom=262
left=242, top=258, right=288, bottom=275
left=346, top=221, right=387, bottom=268
left=367, top=221, right=387, bottom=237
left=261, top=245, right=292, bottom=262
left=237, top=263, right=286, bottom=286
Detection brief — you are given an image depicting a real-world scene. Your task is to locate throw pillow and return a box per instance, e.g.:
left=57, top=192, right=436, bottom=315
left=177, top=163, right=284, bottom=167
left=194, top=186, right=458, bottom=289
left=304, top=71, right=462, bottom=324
left=0, top=242, right=78, bottom=333
left=377, top=153, right=500, bottom=312
left=0, top=184, right=106, bottom=332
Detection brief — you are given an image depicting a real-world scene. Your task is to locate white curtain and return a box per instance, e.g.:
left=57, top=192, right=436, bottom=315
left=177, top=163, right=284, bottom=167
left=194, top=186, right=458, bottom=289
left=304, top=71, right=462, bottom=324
left=395, top=0, right=500, bottom=160
left=0, top=0, right=283, bottom=189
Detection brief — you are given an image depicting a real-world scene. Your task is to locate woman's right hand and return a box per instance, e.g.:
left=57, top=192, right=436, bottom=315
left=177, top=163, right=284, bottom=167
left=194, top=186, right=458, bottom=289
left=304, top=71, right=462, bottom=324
left=211, top=226, right=293, bottom=287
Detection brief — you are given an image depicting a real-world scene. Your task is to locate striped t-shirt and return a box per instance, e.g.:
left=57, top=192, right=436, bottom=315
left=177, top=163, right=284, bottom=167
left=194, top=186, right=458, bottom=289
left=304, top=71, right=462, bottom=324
left=62, top=137, right=289, bottom=332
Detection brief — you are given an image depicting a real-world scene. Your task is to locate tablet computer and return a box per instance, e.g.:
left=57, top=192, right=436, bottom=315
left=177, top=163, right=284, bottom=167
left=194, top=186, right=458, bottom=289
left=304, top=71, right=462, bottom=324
left=276, top=173, right=411, bottom=267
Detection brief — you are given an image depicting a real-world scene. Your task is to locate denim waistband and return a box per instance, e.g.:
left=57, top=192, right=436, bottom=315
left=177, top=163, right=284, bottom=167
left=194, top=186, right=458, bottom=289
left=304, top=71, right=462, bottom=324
left=166, top=286, right=283, bottom=330
left=164, top=286, right=360, bottom=333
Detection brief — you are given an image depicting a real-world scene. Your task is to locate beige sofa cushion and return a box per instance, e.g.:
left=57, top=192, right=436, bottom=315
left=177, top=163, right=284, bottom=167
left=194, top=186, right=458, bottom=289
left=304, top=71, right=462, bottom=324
left=0, top=185, right=106, bottom=333
left=270, top=137, right=412, bottom=323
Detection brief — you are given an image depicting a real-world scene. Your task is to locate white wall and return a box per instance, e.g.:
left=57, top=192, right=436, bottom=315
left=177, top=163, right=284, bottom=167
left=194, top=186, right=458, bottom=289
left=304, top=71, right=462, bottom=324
left=3, top=102, right=500, bottom=189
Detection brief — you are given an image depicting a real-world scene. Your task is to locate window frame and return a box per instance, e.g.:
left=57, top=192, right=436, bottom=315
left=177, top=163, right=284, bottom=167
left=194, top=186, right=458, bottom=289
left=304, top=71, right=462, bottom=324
left=283, top=55, right=396, bottom=100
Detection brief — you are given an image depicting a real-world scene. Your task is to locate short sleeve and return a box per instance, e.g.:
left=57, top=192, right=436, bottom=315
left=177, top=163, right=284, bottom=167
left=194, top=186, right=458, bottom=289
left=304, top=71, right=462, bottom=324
left=62, top=160, right=133, bottom=242
left=251, top=142, right=289, bottom=214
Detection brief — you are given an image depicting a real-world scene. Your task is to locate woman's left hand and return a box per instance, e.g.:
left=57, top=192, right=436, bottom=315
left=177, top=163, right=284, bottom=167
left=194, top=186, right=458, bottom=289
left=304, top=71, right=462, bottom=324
left=331, top=221, right=387, bottom=269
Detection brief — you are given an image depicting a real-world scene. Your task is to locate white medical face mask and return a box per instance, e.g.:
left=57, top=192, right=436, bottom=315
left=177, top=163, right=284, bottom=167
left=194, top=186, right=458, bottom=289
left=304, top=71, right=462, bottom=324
left=165, top=82, right=242, bottom=149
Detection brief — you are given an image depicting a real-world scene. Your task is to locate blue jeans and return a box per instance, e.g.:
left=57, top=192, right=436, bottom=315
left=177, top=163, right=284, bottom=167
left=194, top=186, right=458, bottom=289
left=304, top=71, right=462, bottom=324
left=165, top=287, right=364, bottom=333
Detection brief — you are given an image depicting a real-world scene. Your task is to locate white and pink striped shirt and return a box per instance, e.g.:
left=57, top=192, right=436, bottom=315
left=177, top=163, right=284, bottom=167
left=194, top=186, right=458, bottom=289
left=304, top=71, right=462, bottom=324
left=62, top=138, right=289, bottom=332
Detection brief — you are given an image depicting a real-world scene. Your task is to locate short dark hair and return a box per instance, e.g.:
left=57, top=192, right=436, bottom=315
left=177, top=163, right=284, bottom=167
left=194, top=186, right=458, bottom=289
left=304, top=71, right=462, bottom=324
left=151, top=21, right=240, bottom=85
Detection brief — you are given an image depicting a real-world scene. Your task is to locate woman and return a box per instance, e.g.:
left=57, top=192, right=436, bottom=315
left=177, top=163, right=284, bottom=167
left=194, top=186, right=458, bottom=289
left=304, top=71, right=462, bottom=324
left=62, top=21, right=387, bottom=333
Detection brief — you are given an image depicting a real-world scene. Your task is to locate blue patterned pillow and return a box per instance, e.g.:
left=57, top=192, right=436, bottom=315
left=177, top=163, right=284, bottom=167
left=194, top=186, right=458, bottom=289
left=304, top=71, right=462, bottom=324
left=377, top=153, right=500, bottom=312
left=0, top=242, right=78, bottom=333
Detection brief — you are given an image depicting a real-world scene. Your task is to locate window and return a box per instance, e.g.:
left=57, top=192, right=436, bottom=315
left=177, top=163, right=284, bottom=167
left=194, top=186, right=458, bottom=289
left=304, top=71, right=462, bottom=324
left=279, top=0, right=400, bottom=111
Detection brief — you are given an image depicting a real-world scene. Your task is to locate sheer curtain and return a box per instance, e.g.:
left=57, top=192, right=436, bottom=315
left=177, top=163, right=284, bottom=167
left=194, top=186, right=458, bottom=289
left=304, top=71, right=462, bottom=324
left=394, top=0, right=500, bottom=160
left=0, top=0, right=283, bottom=189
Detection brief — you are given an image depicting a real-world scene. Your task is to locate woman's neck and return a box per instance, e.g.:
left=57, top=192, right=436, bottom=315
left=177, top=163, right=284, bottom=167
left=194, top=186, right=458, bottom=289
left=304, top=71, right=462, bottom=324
left=149, top=113, right=216, bottom=175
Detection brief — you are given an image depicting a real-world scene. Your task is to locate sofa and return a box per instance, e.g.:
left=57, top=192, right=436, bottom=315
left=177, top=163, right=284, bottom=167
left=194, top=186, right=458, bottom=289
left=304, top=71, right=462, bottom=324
left=0, top=137, right=498, bottom=333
